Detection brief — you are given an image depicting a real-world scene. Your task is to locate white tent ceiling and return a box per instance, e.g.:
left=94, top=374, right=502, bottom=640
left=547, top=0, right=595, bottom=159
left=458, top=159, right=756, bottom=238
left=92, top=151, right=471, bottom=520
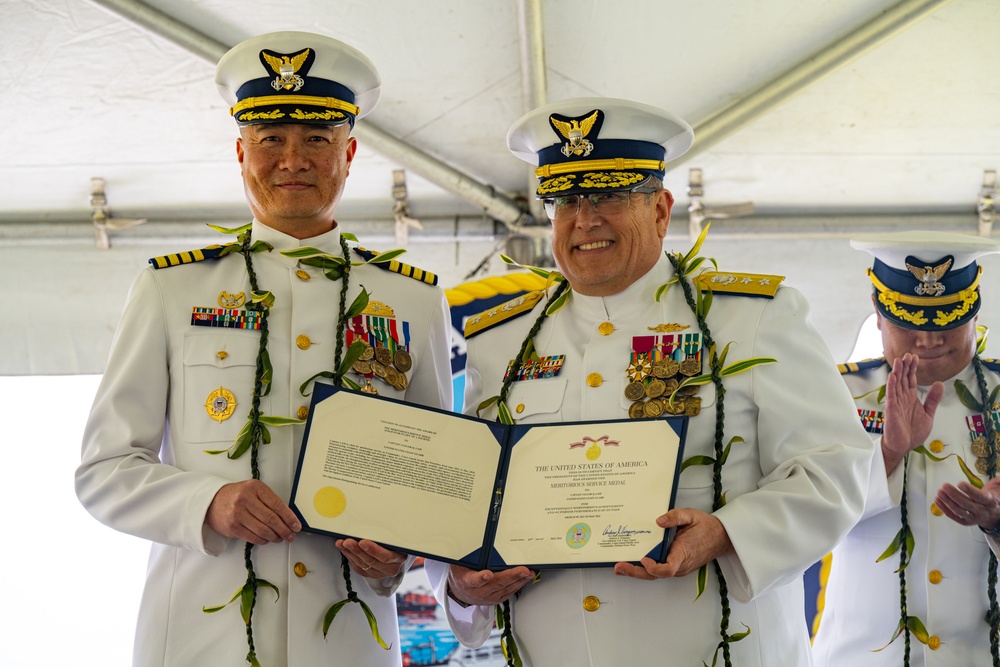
left=4, top=0, right=998, bottom=228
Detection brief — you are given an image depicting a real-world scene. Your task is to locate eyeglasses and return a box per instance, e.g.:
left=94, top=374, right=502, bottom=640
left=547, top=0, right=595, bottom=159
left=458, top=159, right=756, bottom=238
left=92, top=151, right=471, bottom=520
left=541, top=186, right=659, bottom=221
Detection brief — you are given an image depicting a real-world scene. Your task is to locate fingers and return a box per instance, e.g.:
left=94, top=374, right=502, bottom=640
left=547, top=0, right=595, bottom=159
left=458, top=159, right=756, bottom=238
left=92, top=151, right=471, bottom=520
left=336, top=539, right=408, bottom=579
left=923, top=381, right=945, bottom=416
left=205, top=480, right=301, bottom=544
left=447, top=565, right=534, bottom=606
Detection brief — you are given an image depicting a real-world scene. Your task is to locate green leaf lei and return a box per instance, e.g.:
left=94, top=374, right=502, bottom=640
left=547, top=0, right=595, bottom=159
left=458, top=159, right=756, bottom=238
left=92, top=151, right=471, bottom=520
left=875, top=355, right=1000, bottom=665
left=200, top=224, right=399, bottom=665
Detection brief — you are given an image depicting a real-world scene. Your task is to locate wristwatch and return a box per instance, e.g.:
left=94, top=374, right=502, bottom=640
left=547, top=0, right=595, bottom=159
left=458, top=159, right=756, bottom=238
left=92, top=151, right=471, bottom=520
left=446, top=584, right=473, bottom=608
left=980, top=520, right=1000, bottom=538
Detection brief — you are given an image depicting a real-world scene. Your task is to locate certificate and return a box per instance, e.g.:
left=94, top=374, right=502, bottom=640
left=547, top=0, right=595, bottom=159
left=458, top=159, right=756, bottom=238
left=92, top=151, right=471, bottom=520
left=290, top=384, right=687, bottom=570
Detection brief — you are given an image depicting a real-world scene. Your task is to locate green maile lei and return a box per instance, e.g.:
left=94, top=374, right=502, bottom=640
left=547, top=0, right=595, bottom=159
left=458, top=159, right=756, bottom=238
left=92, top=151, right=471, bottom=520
left=197, top=222, right=404, bottom=666
left=868, top=329, right=1000, bottom=666
left=480, top=224, right=776, bottom=667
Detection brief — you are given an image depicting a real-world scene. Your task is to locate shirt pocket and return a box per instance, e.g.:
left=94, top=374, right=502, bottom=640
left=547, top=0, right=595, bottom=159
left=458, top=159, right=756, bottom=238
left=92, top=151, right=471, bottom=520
left=505, top=378, right=568, bottom=422
left=182, top=333, right=268, bottom=444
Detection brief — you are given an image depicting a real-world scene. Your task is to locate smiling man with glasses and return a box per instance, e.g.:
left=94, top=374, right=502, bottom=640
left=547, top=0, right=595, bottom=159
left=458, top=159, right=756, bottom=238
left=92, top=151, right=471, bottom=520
left=425, top=97, right=874, bottom=666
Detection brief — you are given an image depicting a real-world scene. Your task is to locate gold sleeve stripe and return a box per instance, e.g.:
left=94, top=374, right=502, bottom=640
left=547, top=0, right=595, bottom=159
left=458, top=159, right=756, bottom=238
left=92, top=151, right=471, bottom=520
left=230, top=95, right=360, bottom=117
left=535, top=158, right=664, bottom=178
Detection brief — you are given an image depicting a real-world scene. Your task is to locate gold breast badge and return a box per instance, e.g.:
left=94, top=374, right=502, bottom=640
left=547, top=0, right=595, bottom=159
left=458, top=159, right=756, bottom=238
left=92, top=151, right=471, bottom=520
left=205, top=387, right=237, bottom=423
left=218, top=291, right=246, bottom=308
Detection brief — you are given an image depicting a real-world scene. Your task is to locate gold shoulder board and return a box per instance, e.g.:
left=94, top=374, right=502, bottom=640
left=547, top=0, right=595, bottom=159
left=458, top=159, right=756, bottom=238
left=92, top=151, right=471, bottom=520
left=837, top=358, right=887, bottom=375
left=464, top=290, right=545, bottom=339
left=693, top=271, right=785, bottom=298
left=148, top=243, right=237, bottom=270
left=980, top=358, right=1000, bottom=373
left=354, top=247, right=438, bottom=286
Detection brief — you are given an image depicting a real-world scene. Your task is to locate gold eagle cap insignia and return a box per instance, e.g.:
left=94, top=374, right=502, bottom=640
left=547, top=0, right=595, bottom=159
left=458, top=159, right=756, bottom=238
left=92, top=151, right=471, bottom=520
left=261, top=48, right=311, bottom=92
left=550, top=110, right=601, bottom=158
left=906, top=258, right=951, bottom=296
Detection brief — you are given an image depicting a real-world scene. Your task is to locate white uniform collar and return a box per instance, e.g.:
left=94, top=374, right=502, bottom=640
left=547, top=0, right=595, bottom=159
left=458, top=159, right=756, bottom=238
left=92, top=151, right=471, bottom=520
left=250, top=219, right=345, bottom=267
left=570, top=251, right=674, bottom=321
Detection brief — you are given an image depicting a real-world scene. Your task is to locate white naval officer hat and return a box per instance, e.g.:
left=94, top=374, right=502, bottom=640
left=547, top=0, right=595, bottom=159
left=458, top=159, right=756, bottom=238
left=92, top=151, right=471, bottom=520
left=507, top=97, right=694, bottom=197
left=216, top=31, right=380, bottom=128
left=852, top=230, right=1000, bottom=331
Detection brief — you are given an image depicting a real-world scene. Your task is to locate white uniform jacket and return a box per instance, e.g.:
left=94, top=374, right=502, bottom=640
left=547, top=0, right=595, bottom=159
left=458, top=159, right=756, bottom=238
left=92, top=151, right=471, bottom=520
left=426, top=253, right=873, bottom=666
left=76, top=221, right=453, bottom=667
left=813, top=358, right=1000, bottom=666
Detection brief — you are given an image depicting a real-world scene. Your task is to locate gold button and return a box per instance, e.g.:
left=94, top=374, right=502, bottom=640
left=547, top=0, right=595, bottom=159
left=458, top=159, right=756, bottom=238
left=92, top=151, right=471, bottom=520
left=296, top=269, right=311, bottom=281
left=297, top=406, right=309, bottom=420
left=928, top=570, right=943, bottom=585
left=216, top=350, right=228, bottom=360
left=293, top=562, right=308, bottom=578
left=931, top=503, right=943, bottom=516
left=928, top=635, right=941, bottom=650
left=582, top=595, right=600, bottom=612
left=929, top=439, right=944, bottom=453
left=598, top=322, right=614, bottom=336
left=296, top=334, right=312, bottom=350
left=516, top=404, right=525, bottom=414
left=586, top=373, right=603, bottom=388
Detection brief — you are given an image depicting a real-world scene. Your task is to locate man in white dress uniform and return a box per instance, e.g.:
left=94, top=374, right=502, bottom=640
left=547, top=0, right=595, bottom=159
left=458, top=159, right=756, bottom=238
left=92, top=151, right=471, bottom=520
left=75, top=32, right=452, bottom=666
left=425, top=97, right=874, bottom=666
left=814, top=231, right=1000, bottom=666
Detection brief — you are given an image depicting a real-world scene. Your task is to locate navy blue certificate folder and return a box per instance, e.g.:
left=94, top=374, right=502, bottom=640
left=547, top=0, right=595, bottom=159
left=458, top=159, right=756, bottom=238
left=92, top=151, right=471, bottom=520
left=291, top=383, right=688, bottom=570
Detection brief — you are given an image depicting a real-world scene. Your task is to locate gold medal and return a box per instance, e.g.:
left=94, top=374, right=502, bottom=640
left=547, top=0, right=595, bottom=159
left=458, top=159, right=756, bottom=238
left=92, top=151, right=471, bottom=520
left=684, top=396, right=702, bottom=417
left=971, top=436, right=990, bottom=458
left=371, top=360, right=388, bottom=379
left=976, top=457, right=990, bottom=475
left=643, top=399, right=664, bottom=418
left=394, top=348, right=413, bottom=372
left=384, top=366, right=400, bottom=387
left=665, top=397, right=686, bottom=415
left=394, top=372, right=408, bottom=391
left=645, top=379, right=667, bottom=399
left=659, top=359, right=680, bottom=377
left=358, top=344, right=375, bottom=361
left=352, top=360, right=373, bottom=375
left=375, top=346, right=393, bottom=365
left=361, top=380, right=378, bottom=395
left=679, top=384, right=700, bottom=396
left=664, top=378, right=679, bottom=395
left=628, top=401, right=646, bottom=419
left=679, top=358, right=702, bottom=377
left=651, top=362, right=670, bottom=378
left=205, top=387, right=237, bottom=423
left=626, top=357, right=652, bottom=382
left=624, top=382, right=646, bottom=401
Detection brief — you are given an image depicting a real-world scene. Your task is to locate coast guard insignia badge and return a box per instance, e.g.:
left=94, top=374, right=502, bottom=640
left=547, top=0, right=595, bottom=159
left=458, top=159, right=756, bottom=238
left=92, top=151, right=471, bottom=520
left=260, top=47, right=313, bottom=92
left=205, top=387, right=237, bottom=423
left=549, top=109, right=603, bottom=158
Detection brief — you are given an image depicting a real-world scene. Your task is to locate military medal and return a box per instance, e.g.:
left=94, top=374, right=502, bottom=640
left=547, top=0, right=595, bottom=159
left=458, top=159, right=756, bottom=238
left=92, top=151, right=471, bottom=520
left=624, top=382, right=646, bottom=401
left=375, top=345, right=393, bottom=366
left=645, top=378, right=666, bottom=399
left=344, top=307, right=415, bottom=392
left=626, top=330, right=704, bottom=419
left=972, top=436, right=990, bottom=458
left=643, top=399, right=664, bottom=418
